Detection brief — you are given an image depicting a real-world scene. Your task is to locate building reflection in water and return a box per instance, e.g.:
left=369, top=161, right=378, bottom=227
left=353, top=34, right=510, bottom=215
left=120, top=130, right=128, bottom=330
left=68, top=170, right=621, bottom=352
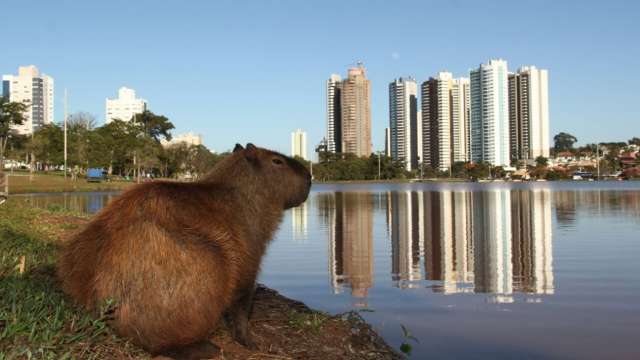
left=291, top=201, right=308, bottom=242
left=321, top=188, right=554, bottom=303
left=319, top=192, right=374, bottom=305
left=422, top=191, right=475, bottom=294
left=389, top=191, right=424, bottom=287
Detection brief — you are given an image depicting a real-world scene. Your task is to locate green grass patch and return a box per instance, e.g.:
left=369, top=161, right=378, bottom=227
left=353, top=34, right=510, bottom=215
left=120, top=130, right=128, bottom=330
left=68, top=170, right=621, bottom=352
left=288, top=310, right=328, bottom=334
left=0, top=202, right=147, bottom=359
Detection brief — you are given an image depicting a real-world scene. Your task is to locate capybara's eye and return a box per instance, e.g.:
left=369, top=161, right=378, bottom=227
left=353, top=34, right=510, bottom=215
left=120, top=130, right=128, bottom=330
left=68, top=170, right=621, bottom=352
left=272, top=158, right=284, bottom=165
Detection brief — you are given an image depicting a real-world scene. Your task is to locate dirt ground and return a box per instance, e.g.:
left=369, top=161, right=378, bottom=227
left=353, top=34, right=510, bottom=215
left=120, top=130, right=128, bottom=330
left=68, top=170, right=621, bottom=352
left=200, top=284, right=403, bottom=360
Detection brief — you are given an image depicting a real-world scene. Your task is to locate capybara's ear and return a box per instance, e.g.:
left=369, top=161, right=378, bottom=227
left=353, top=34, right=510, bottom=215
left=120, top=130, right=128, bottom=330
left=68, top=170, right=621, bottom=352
left=233, top=143, right=244, bottom=153
left=245, top=143, right=259, bottom=166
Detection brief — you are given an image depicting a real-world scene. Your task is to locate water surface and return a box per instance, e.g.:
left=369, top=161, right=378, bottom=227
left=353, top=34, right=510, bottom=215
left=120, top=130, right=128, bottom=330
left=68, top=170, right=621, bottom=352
left=17, top=182, right=640, bottom=359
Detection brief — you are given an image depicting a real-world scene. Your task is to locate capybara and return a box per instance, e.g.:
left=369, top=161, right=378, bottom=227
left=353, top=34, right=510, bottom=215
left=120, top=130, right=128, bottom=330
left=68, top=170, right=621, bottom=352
left=57, top=143, right=311, bottom=359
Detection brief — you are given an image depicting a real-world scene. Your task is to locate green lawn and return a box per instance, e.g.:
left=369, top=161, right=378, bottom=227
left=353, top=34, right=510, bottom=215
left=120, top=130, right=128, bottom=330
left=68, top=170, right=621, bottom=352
left=3, top=173, right=133, bottom=195
left=0, top=201, right=147, bottom=359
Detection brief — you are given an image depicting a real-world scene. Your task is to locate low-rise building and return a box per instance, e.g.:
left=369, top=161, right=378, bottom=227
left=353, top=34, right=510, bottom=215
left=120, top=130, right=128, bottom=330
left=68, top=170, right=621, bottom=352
left=161, top=132, right=203, bottom=148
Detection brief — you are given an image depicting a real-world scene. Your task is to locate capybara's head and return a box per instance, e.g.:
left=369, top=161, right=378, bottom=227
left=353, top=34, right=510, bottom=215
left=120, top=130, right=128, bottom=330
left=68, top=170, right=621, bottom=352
left=209, top=143, right=311, bottom=209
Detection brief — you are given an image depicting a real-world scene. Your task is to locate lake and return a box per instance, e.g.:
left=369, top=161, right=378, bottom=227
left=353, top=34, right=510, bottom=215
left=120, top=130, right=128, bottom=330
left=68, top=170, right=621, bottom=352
left=14, top=182, right=640, bottom=359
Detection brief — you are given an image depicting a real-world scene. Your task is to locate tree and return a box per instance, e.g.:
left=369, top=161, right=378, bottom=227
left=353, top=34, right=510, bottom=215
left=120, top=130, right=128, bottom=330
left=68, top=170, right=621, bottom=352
left=420, top=163, right=439, bottom=178
left=67, top=114, right=94, bottom=170
left=629, top=137, right=640, bottom=146
left=0, top=97, right=28, bottom=168
left=467, top=162, right=491, bottom=180
left=577, top=143, right=597, bottom=156
left=491, top=166, right=506, bottom=179
left=126, top=111, right=175, bottom=180
left=132, top=110, right=174, bottom=143
left=451, top=162, right=468, bottom=178
left=535, top=156, right=549, bottom=167
left=191, top=145, right=223, bottom=177
left=28, top=124, right=64, bottom=170
left=553, top=132, right=578, bottom=152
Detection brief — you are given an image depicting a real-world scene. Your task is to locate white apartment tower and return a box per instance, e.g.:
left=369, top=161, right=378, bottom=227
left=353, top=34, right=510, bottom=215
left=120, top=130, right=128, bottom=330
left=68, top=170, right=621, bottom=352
left=2, top=65, right=54, bottom=135
left=451, top=77, right=470, bottom=162
left=389, top=77, right=419, bottom=171
left=105, top=87, right=147, bottom=123
left=508, top=66, right=550, bottom=161
left=291, top=129, right=308, bottom=160
left=470, top=59, right=510, bottom=167
left=326, top=74, right=342, bottom=153
left=421, top=72, right=470, bottom=172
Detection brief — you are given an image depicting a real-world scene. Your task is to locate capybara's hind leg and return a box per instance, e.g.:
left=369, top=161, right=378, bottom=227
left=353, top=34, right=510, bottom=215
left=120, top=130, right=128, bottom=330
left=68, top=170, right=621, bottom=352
left=229, top=286, right=257, bottom=350
left=157, top=340, right=220, bottom=360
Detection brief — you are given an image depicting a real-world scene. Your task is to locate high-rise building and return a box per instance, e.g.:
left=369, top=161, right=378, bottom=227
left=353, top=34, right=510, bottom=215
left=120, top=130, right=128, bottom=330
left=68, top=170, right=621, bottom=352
left=2, top=65, right=54, bottom=135
left=451, top=77, right=471, bottom=163
left=340, top=64, right=372, bottom=157
left=389, top=77, right=419, bottom=171
left=105, top=87, right=147, bottom=124
left=509, top=66, right=550, bottom=161
left=421, top=72, right=470, bottom=172
left=291, top=129, right=308, bottom=160
left=326, top=74, right=342, bottom=153
left=326, top=63, right=372, bottom=157
left=384, top=127, right=391, bottom=157
left=470, top=59, right=510, bottom=167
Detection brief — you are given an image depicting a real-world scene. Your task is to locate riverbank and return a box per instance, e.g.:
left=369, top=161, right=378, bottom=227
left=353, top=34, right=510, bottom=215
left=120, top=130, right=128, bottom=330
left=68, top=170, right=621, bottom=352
left=4, top=172, right=637, bottom=195
left=0, top=201, right=401, bottom=359
left=4, top=173, right=133, bottom=194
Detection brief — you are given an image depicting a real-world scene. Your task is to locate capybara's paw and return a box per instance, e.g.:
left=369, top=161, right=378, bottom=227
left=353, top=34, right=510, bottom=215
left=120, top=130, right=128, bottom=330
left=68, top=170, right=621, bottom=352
left=235, top=334, right=258, bottom=351
left=159, top=340, right=221, bottom=360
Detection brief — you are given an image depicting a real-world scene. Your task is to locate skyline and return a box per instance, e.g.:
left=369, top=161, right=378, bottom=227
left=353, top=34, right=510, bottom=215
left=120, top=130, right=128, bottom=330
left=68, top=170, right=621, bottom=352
left=1, top=1, right=638, bottom=155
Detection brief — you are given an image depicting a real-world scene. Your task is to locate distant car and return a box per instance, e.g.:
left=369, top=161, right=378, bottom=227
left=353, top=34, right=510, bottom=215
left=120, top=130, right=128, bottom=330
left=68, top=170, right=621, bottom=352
left=87, top=168, right=106, bottom=182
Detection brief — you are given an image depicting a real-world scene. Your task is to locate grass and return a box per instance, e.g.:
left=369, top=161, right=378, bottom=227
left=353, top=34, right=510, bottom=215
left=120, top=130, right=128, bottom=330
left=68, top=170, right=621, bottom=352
left=0, top=201, right=147, bottom=359
left=0, top=198, right=403, bottom=360
left=287, top=310, right=329, bottom=334
left=3, top=173, right=132, bottom=195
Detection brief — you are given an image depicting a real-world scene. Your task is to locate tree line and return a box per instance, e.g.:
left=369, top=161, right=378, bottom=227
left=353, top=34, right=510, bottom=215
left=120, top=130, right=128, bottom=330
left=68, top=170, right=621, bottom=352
left=1, top=97, right=223, bottom=179
left=552, top=131, right=640, bottom=174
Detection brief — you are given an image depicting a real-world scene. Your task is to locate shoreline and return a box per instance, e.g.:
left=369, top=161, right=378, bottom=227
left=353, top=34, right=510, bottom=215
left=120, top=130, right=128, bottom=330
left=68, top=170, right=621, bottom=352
left=0, top=201, right=402, bottom=359
left=5, top=172, right=638, bottom=195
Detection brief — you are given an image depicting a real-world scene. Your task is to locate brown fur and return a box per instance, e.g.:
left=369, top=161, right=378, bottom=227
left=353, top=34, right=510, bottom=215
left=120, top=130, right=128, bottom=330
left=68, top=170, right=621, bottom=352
left=57, top=144, right=311, bottom=358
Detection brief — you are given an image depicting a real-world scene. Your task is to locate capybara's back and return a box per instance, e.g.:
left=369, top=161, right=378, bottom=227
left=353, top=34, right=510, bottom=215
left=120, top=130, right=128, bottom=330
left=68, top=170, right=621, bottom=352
left=58, top=144, right=311, bottom=358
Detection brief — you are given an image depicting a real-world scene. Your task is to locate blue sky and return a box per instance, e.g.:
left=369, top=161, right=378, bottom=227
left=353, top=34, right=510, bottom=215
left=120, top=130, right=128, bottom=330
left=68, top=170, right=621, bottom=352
left=1, top=0, right=638, bottom=155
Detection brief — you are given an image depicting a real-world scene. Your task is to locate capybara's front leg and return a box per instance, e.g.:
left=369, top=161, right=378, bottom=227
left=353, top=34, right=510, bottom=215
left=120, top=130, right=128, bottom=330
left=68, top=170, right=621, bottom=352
left=229, top=285, right=257, bottom=350
left=155, top=340, right=220, bottom=360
